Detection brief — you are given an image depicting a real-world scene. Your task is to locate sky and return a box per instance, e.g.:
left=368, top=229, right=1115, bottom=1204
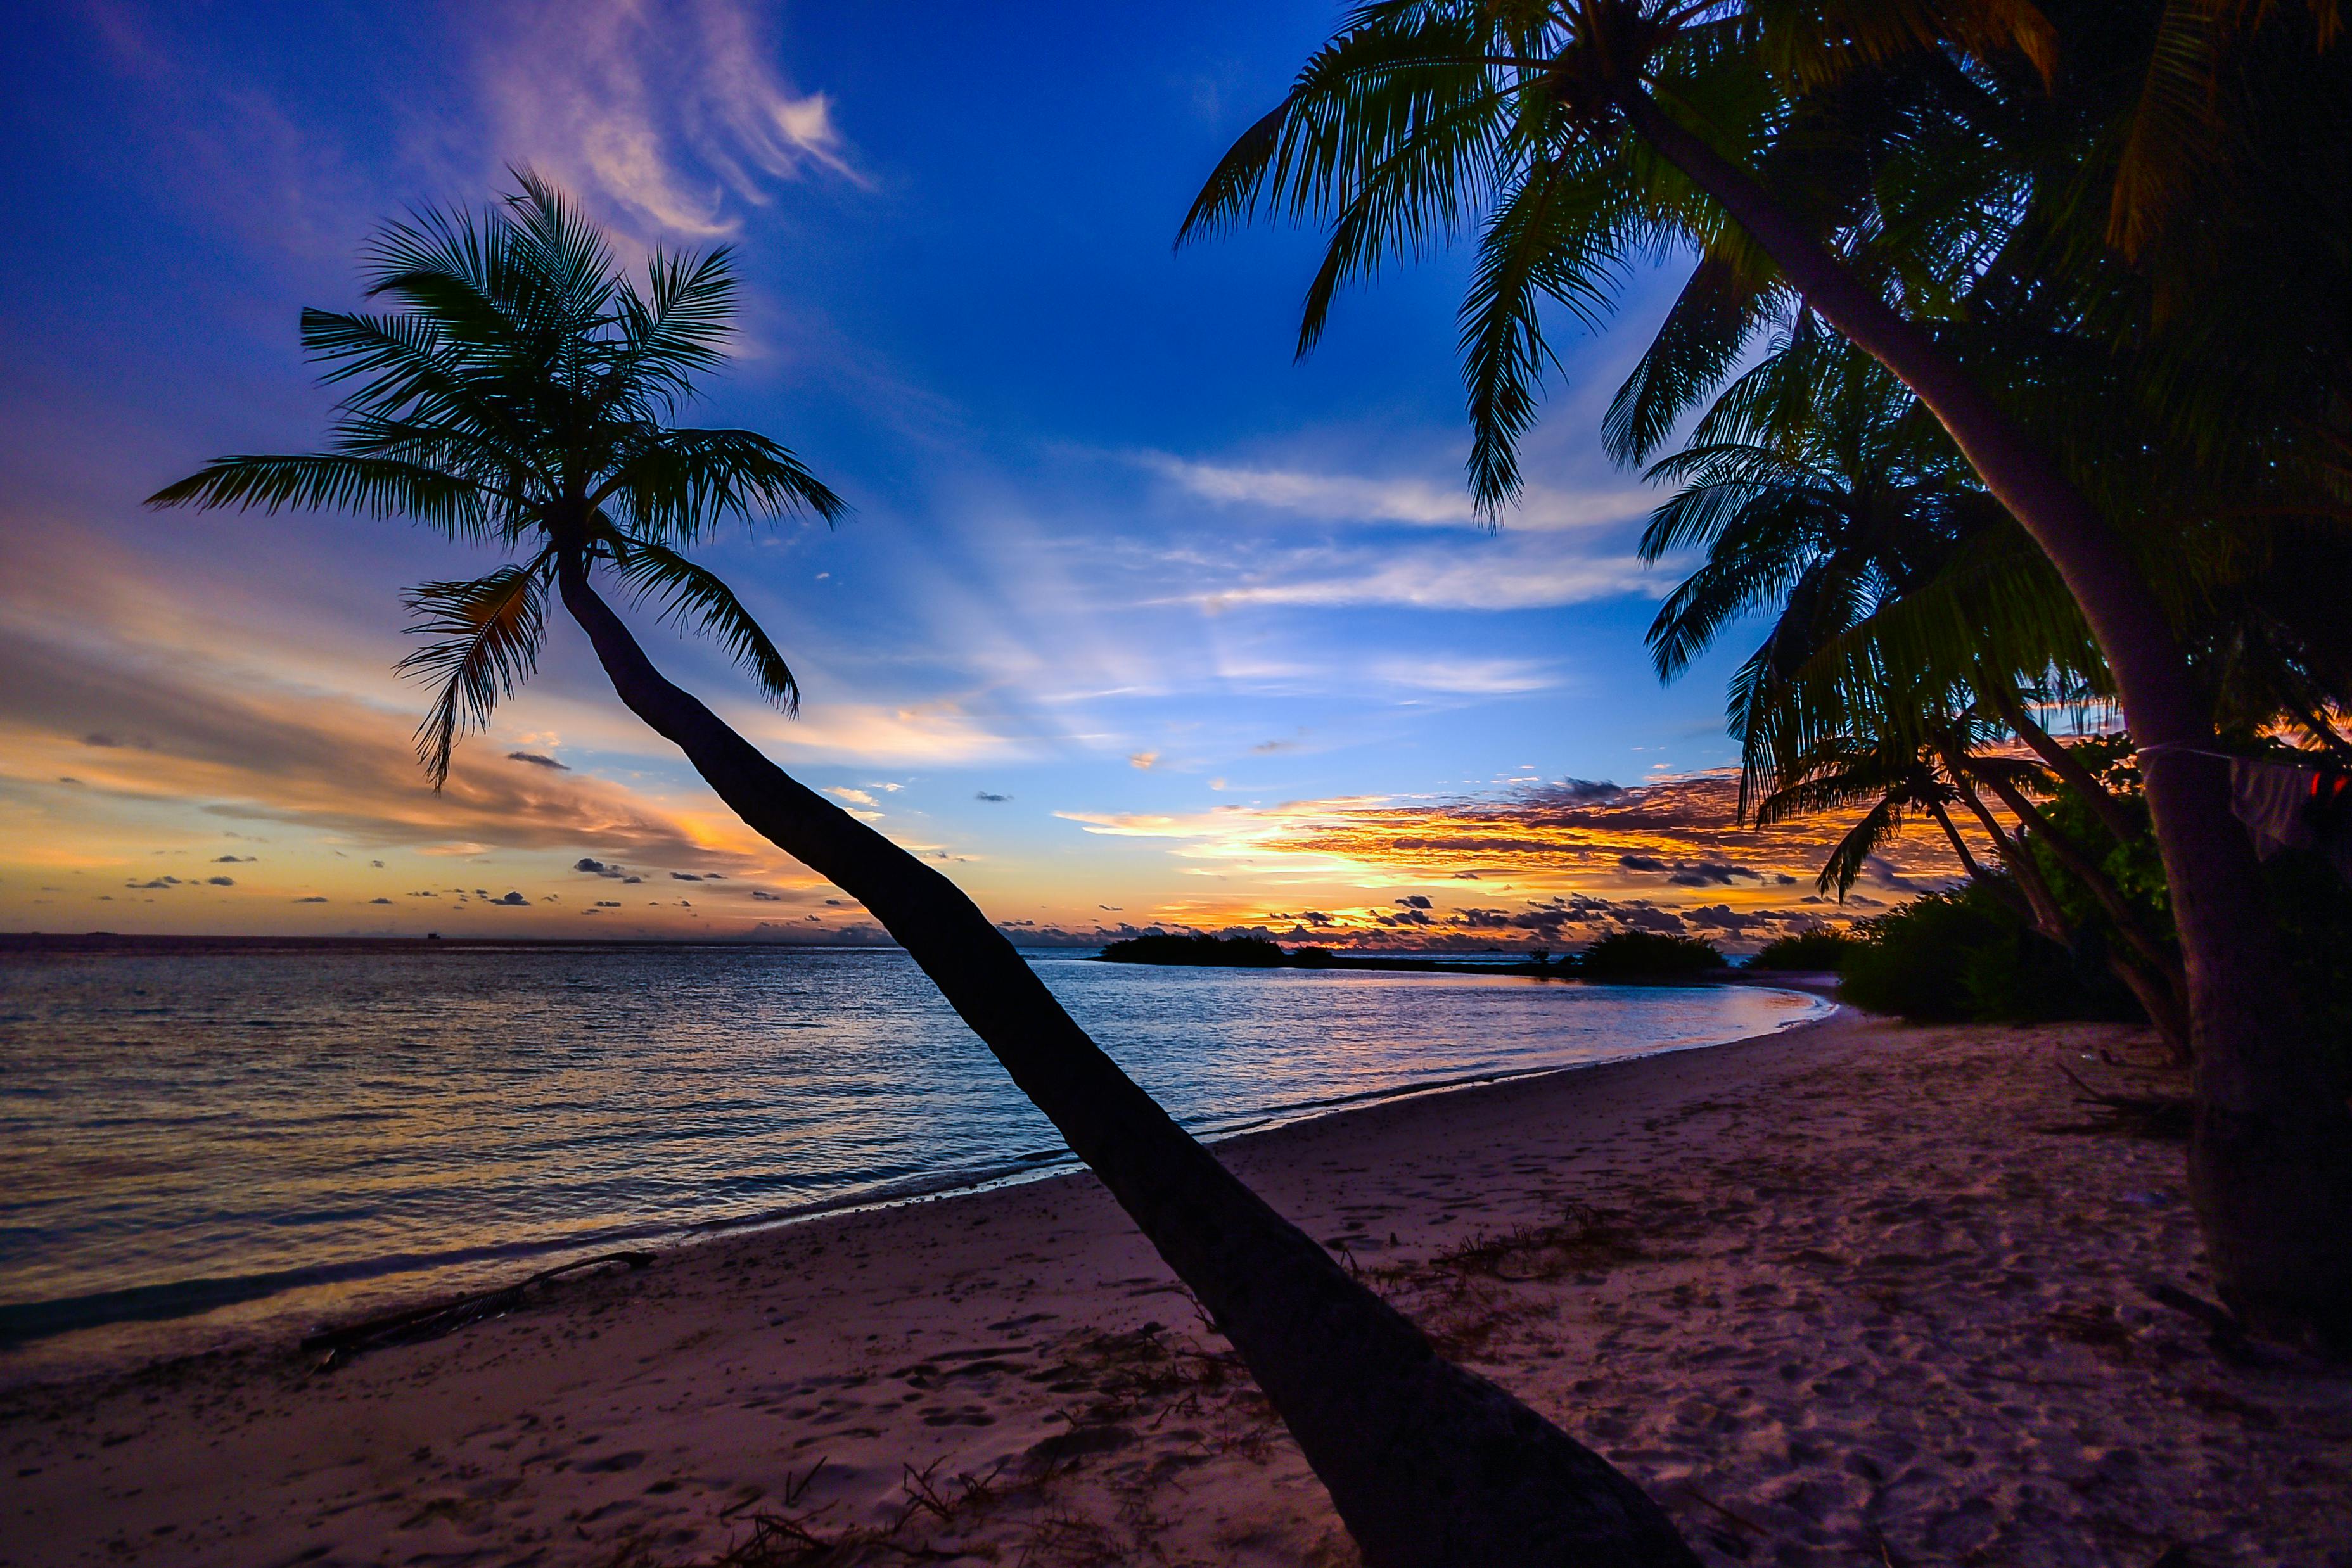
left=0, top=1, right=1965, bottom=950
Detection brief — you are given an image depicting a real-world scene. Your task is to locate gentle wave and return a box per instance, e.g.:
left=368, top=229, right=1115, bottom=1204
left=0, top=947, right=1828, bottom=1370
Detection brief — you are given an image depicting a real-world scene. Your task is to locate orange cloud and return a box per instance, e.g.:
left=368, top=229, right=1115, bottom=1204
left=1059, top=775, right=1975, bottom=952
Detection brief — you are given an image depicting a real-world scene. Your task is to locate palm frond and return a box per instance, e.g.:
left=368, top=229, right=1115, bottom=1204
left=2107, top=0, right=2222, bottom=259
left=1604, top=253, right=1780, bottom=465
left=608, top=537, right=800, bottom=713
left=1815, top=796, right=1902, bottom=898
left=1461, top=150, right=1646, bottom=513
left=1177, top=1, right=1507, bottom=246
left=596, top=427, right=847, bottom=544
left=608, top=247, right=738, bottom=416
left=396, top=561, right=551, bottom=787
left=146, top=454, right=495, bottom=540
left=1754, top=0, right=2058, bottom=89
left=297, top=310, right=547, bottom=478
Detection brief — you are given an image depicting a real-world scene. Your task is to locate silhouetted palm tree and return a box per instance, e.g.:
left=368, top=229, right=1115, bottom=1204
left=1186, top=0, right=2352, bottom=1342
left=1628, top=337, right=2192, bottom=1052
left=151, top=177, right=1699, bottom=1568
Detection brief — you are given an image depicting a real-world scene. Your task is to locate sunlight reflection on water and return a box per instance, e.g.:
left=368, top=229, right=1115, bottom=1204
left=0, top=947, right=1826, bottom=1370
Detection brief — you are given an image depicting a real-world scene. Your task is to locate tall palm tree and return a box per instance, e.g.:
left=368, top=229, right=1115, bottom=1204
left=1623, top=334, right=2193, bottom=1049
left=149, top=177, right=1699, bottom=1568
left=1186, top=0, right=2352, bottom=1341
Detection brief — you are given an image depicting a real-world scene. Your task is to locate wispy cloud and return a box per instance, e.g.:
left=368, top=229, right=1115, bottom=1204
left=476, top=0, right=859, bottom=236
left=1143, top=454, right=1651, bottom=532
left=1371, top=657, right=1561, bottom=694
left=0, top=617, right=763, bottom=868
left=1185, top=539, right=1659, bottom=611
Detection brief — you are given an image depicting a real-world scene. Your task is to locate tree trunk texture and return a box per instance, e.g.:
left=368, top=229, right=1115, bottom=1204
left=1621, top=87, right=2352, bottom=1341
left=1974, top=772, right=2192, bottom=1061
left=554, top=561, right=1700, bottom=1567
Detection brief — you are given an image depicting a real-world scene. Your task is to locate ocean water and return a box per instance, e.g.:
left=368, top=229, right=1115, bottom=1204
left=0, top=947, right=1827, bottom=1375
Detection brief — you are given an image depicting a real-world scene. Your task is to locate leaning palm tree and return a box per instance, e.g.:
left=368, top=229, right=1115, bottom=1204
left=1184, top=0, right=2352, bottom=1342
left=149, top=177, right=1699, bottom=1568
left=1635, top=334, right=2193, bottom=1049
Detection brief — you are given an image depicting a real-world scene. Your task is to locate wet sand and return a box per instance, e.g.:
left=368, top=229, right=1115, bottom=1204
left=4, top=1010, right=2348, bottom=1566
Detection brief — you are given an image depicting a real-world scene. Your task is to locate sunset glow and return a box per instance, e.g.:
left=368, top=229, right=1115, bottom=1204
left=0, top=1, right=1978, bottom=950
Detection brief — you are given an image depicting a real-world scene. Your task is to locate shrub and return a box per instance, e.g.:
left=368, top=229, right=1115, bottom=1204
left=1747, top=930, right=1857, bottom=971
left=1577, top=930, right=1723, bottom=979
left=1097, top=933, right=1287, bottom=967
left=1838, top=879, right=2137, bottom=1023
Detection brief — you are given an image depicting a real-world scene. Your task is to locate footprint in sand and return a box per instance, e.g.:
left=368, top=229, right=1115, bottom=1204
left=573, top=1449, right=647, bottom=1474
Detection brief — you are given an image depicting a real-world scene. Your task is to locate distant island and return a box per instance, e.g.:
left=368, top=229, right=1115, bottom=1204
left=1095, top=930, right=1745, bottom=981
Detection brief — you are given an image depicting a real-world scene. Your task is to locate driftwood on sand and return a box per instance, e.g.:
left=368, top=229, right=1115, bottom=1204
left=300, top=1251, right=654, bottom=1369
left=2048, top=1062, right=2195, bottom=1142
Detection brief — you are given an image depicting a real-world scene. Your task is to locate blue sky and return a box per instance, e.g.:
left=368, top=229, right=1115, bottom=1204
left=0, top=1, right=1939, bottom=945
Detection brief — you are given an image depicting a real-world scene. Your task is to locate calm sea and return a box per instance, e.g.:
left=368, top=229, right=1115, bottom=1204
left=0, top=947, right=1827, bottom=1377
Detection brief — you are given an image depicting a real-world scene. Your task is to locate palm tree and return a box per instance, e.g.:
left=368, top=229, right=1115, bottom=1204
left=1186, top=0, right=2352, bottom=1341
left=149, top=177, right=1700, bottom=1568
left=1756, top=728, right=1985, bottom=898
left=1623, top=333, right=2194, bottom=1051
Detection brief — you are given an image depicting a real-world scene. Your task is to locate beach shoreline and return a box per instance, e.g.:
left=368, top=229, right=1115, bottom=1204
left=0, top=974, right=1833, bottom=1384
left=4, top=1009, right=2348, bottom=1566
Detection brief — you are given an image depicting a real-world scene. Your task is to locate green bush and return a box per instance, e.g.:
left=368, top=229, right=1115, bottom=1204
left=1838, top=879, right=2137, bottom=1022
left=1577, top=930, right=1723, bottom=979
left=1747, top=930, right=1857, bottom=971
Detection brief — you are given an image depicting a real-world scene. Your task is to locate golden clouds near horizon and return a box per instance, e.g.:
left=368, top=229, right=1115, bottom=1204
left=1065, top=775, right=1971, bottom=951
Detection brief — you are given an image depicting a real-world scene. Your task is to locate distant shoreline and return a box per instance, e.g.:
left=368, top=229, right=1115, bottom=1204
left=1091, top=947, right=1841, bottom=994
left=1097, top=947, right=1568, bottom=979
left=0, top=933, right=1838, bottom=995
left=0, top=932, right=915, bottom=955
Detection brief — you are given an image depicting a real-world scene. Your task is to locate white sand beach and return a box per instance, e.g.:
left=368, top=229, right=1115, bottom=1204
left=5, top=1010, right=2348, bottom=1567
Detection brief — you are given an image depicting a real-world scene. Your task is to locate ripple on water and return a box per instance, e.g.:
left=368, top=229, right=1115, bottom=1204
left=0, top=946, right=1825, bottom=1370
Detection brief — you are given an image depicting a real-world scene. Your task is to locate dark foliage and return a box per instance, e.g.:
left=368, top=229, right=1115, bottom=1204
left=1576, top=931, right=1723, bottom=979
left=1746, top=930, right=1857, bottom=971
left=1839, top=879, right=2138, bottom=1023
left=1097, top=934, right=1288, bottom=967
left=2260, top=852, right=2352, bottom=1091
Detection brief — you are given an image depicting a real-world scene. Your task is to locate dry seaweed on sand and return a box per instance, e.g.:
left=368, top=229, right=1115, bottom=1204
left=300, top=1251, right=655, bottom=1369
left=2043, top=1062, right=2194, bottom=1142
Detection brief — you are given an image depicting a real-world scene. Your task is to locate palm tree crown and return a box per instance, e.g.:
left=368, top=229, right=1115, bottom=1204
left=149, top=173, right=845, bottom=785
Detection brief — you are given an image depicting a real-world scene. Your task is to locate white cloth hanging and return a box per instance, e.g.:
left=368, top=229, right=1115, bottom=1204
left=2231, top=756, right=2352, bottom=884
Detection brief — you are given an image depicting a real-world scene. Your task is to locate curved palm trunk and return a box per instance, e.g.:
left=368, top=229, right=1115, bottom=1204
left=1927, top=798, right=1995, bottom=886
left=1949, top=767, right=2070, bottom=938
left=1619, top=88, right=2352, bottom=1340
left=1973, top=770, right=2193, bottom=1054
left=554, top=561, right=1698, bottom=1568
left=1946, top=767, right=2187, bottom=1047
left=1981, top=683, right=2144, bottom=850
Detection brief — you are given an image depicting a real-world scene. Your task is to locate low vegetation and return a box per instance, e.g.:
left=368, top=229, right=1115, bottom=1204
left=1746, top=931, right=1857, bottom=972
left=1101, top=929, right=1737, bottom=980
left=1838, top=856, right=2352, bottom=1068
left=1837, top=881, right=2140, bottom=1024
left=1576, top=932, right=1724, bottom=979
left=1096, top=934, right=1287, bottom=967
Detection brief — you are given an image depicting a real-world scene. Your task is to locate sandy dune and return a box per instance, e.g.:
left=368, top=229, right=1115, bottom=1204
left=5, top=1010, right=2349, bottom=1566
